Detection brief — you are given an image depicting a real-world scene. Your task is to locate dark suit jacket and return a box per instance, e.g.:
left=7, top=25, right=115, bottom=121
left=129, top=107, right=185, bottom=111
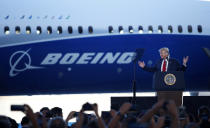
left=142, top=58, right=187, bottom=72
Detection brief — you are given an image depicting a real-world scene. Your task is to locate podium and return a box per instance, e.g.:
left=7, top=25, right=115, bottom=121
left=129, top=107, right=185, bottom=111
left=153, top=71, right=186, bottom=106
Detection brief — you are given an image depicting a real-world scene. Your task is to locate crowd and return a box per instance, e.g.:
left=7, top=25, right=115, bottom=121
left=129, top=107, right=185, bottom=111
left=0, top=100, right=210, bottom=128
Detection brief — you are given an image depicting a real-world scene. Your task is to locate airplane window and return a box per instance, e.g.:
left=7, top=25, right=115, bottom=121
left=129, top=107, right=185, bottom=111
left=78, top=26, right=83, bottom=34
left=158, top=26, right=163, bottom=33
left=88, top=26, right=93, bottom=34
left=148, top=26, right=153, bottom=33
left=128, top=26, right=134, bottom=33
left=168, top=25, right=173, bottom=33
left=68, top=26, right=73, bottom=34
left=188, top=25, right=192, bottom=33
left=15, top=26, right=21, bottom=34
left=26, top=26, right=31, bottom=34
left=108, top=26, right=113, bottom=33
left=4, top=26, right=10, bottom=35
left=36, top=26, right=42, bottom=35
left=57, top=26, right=62, bottom=34
left=138, top=26, right=143, bottom=34
left=47, top=26, right=52, bottom=34
left=178, top=25, right=183, bottom=33
left=119, top=26, right=124, bottom=34
left=198, top=25, right=202, bottom=33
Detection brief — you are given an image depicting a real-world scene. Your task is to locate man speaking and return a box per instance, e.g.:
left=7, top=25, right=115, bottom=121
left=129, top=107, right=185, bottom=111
left=138, top=47, right=189, bottom=72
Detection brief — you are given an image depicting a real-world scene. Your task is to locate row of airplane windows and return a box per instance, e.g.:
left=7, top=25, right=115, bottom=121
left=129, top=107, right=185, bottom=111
left=2, top=25, right=203, bottom=35
left=1, top=15, right=71, bottom=20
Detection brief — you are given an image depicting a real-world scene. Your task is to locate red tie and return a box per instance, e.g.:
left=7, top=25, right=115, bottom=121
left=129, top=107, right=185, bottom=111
left=162, top=59, right=166, bottom=72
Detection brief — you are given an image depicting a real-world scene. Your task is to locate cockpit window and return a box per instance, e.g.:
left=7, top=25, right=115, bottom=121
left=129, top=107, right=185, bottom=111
left=128, top=26, right=134, bottom=33
left=119, top=26, right=124, bottom=34
left=198, top=25, right=202, bottom=33
left=57, top=26, right=62, bottom=34
left=108, top=26, right=114, bottom=33
left=148, top=26, right=153, bottom=33
left=26, top=26, right=31, bottom=34
left=158, top=25, right=163, bottom=33
left=78, top=26, right=83, bottom=34
left=168, top=25, right=173, bottom=33
left=88, top=26, right=93, bottom=34
left=4, top=26, right=10, bottom=35
left=36, top=26, right=42, bottom=35
left=178, top=25, right=183, bottom=33
left=15, top=26, right=21, bottom=34
left=138, top=26, right=143, bottom=34
left=188, top=25, right=193, bottom=33
left=47, top=26, right=52, bottom=34
left=68, top=26, right=73, bottom=34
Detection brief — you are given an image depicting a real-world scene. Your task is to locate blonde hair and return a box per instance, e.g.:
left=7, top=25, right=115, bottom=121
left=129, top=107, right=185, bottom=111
left=159, top=47, right=169, bottom=53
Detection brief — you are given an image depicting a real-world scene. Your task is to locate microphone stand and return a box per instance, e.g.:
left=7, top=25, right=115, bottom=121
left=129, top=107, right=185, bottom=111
left=131, top=60, right=137, bottom=105
left=131, top=48, right=144, bottom=105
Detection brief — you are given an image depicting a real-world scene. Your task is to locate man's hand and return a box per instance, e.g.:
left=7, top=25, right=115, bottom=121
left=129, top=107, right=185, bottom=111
left=24, top=104, right=34, bottom=117
left=66, top=111, right=76, bottom=122
left=23, top=104, right=39, bottom=128
left=138, top=61, right=145, bottom=68
left=167, top=100, right=178, bottom=117
left=152, top=100, right=165, bottom=111
left=119, top=102, right=132, bottom=115
left=110, top=109, right=117, bottom=117
left=183, top=56, right=189, bottom=66
left=92, top=103, right=99, bottom=117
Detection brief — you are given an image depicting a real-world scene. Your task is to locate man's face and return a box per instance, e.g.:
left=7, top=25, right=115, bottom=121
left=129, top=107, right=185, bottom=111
left=160, top=50, right=168, bottom=59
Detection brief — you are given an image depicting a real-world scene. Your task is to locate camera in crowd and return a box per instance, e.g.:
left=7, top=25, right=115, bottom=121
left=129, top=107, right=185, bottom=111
left=82, top=102, right=96, bottom=111
left=11, top=105, right=25, bottom=112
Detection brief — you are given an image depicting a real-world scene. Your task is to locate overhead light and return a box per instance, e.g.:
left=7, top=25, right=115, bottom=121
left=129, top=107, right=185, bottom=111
left=138, top=30, right=143, bottom=34
left=158, top=29, right=162, bottom=33
left=26, top=30, right=31, bottom=34
left=36, top=30, right=41, bottom=34
left=148, top=30, right=153, bottom=33
left=119, top=30, right=124, bottom=34
left=5, top=30, right=10, bottom=35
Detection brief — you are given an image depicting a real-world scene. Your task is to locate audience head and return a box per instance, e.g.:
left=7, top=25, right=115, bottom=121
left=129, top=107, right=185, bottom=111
left=48, top=117, right=66, bottom=128
left=21, top=116, right=30, bottom=127
left=0, top=115, right=11, bottom=128
left=51, top=107, right=63, bottom=118
left=40, top=107, right=50, bottom=117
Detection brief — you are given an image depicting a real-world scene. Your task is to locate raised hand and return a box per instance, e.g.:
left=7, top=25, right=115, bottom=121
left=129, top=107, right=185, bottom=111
left=119, top=102, right=132, bottom=115
left=183, top=56, right=189, bottom=66
left=138, top=61, right=145, bottom=68
left=166, top=100, right=178, bottom=117
left=66, top=111, right=76, bottom=122
left=92, top=103, right=99, bottom=116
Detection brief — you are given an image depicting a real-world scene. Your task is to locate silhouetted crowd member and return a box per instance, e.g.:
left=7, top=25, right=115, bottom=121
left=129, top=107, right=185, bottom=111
left=198, top=106, right=210, bottom=128
left=8, top=117, right=18, bottom=128
left=51, top=107, right=63, bottom=118
left=0, top=115, right=11, bottom=128
left=40, top=107, right=50, bottom=118
left=21, top=116, right=30, bottom=128
left=48, top=117, right=66, bottom=128
left=1, top=100, right=210, bottom=128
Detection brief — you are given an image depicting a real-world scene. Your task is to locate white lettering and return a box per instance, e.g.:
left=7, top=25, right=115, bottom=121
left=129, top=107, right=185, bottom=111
left=41, top=53, right=62, bottom=65
left=41, top=52, right=135, bottom=65
left=59, top=53, right=79, bottom=64
left=76, top=53, right=95, bottom=64
left=117, top=52, right=135, bottom=64
left=100, top=52, right=121, bottom=64
left=90, top=53, right=104, bottom=64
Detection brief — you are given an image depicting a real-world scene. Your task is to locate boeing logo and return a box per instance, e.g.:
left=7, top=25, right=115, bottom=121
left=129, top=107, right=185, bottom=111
left=41, top=52, right=135, bottom=65
left=9, top=49, right=135, bottom=77
left=9, top=49, right=43, bottom=77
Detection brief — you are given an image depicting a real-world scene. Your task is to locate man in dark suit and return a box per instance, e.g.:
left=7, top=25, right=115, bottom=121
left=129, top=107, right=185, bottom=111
left=138, top=47, right=189, bottom=72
